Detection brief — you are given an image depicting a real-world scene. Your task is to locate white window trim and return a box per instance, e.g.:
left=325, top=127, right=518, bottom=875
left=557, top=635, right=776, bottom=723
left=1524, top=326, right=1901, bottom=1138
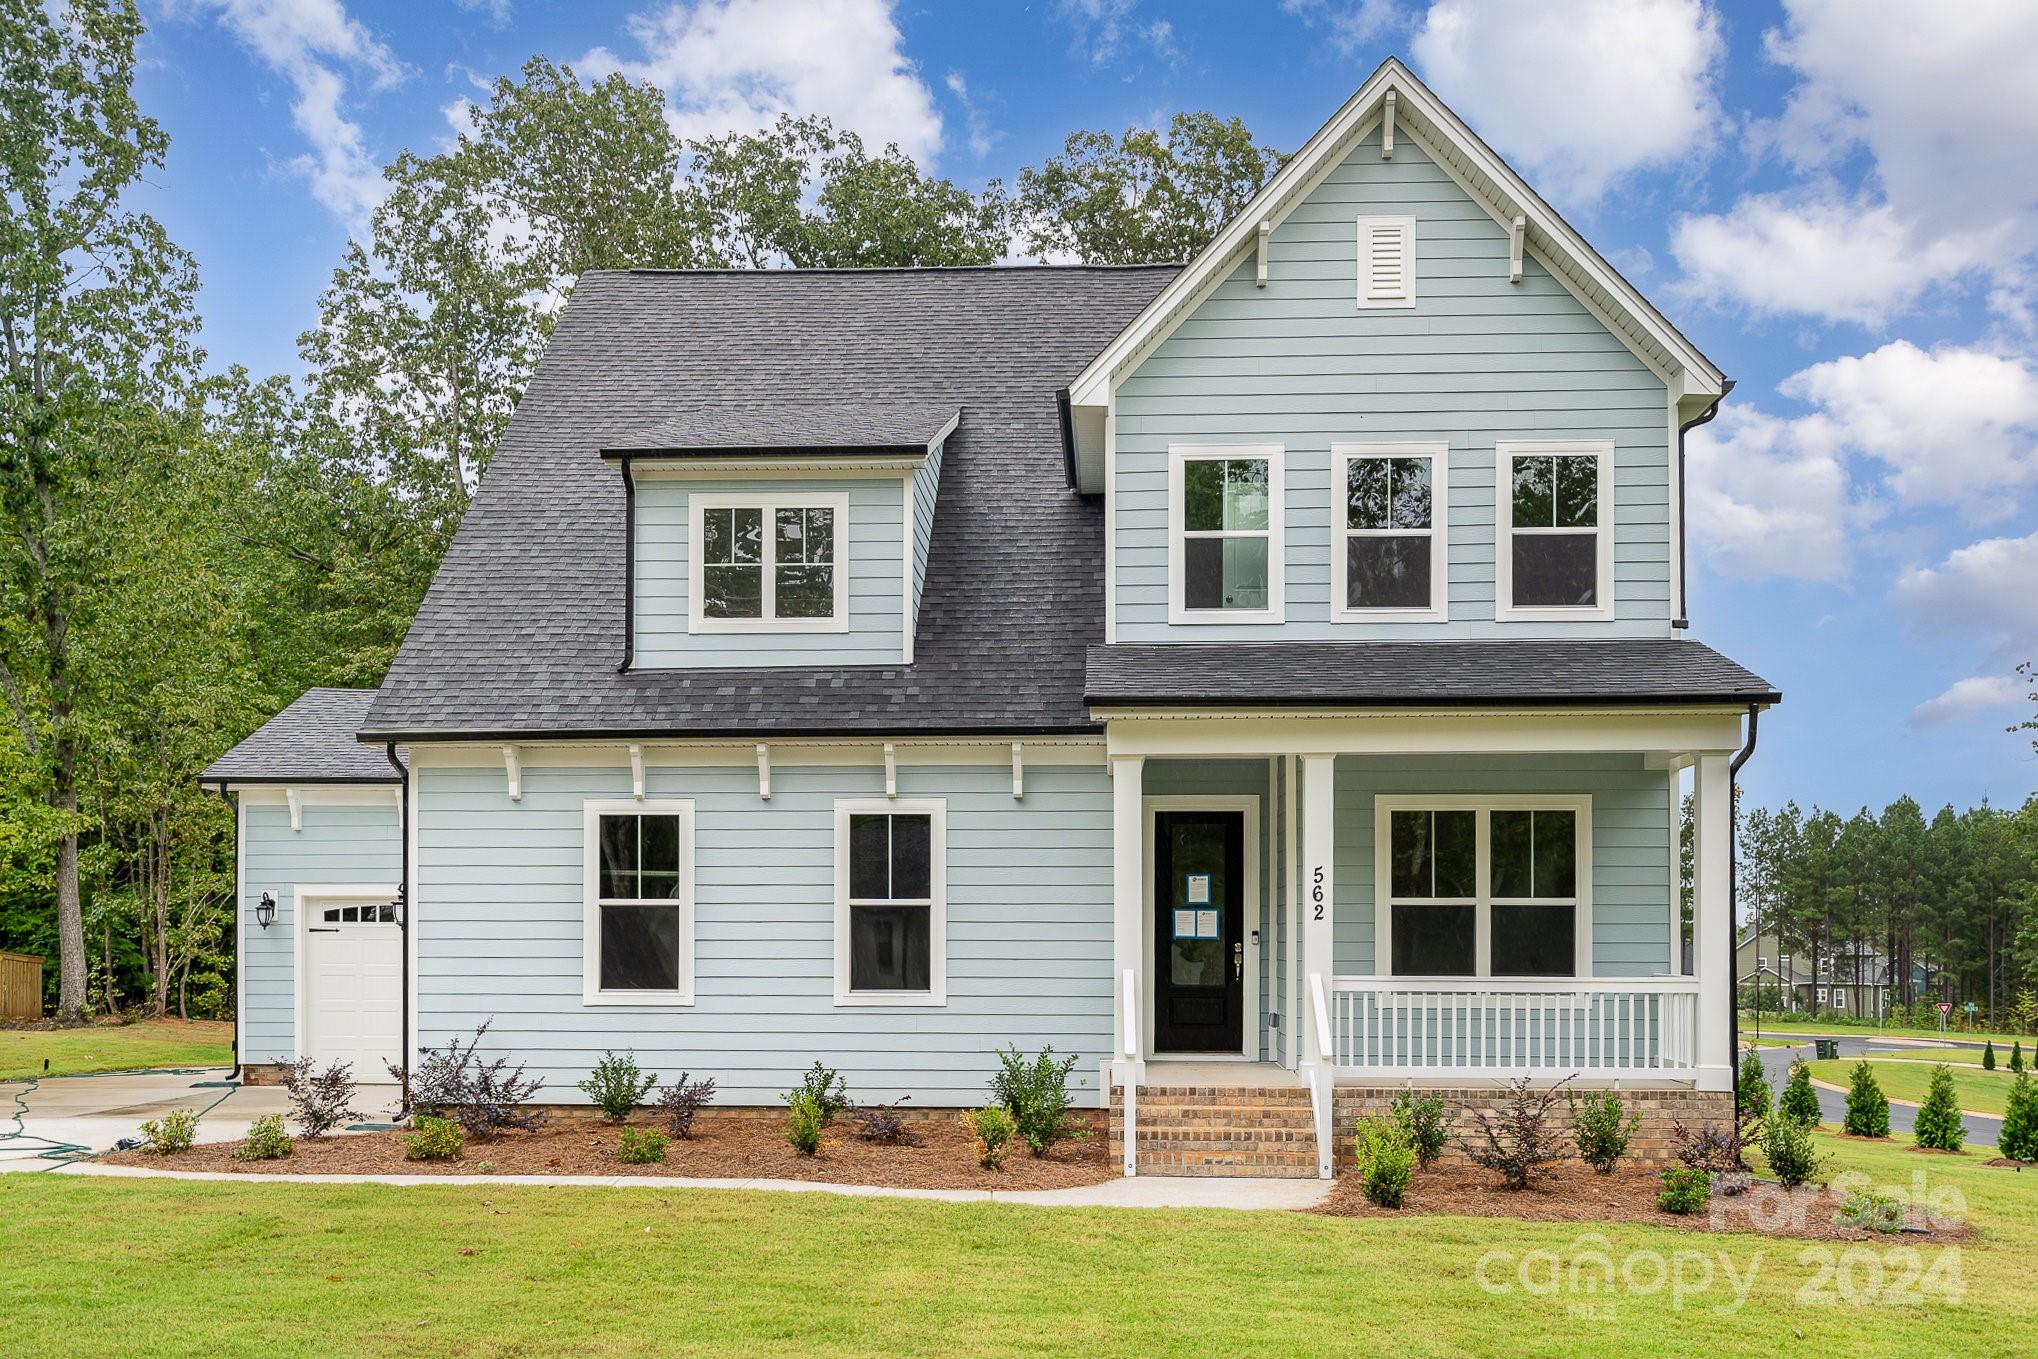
left=582, top=799, right=696, bottom=1006
left=1372, top=794, right=1594, bottom=980
left=1332, top=441, right=1448, bottom=623
left=833, top=797, right=948, bottom=1007
left=1355, top=214, right=1417, bottom=309
left=1494, top=440, right=1615, bottom=623
left=1165, top=443, right=1286, bottom=626
left=687, top=490, right=851, bottom=634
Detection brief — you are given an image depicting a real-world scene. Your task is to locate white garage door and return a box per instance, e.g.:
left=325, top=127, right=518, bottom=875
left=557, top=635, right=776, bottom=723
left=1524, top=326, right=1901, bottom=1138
left=303, top=894, right=402, bottom=1079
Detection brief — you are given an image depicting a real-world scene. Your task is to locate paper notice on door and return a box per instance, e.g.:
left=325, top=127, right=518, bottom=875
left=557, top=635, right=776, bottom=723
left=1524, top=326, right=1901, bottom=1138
left=1173, top=909, right=1198, bottom=939
left=1185, top=873, right=1211, bottom=904
left=1195, top=909, right=1219, bottom=938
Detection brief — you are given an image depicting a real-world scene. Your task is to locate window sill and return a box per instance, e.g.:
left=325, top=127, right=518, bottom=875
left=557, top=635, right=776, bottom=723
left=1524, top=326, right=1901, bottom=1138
left=582, top=990, right=696, bottom=1007
left=1493, top=604, right=1616, bottom=624
left=1331, top=606, right=1448, bottom=624
left=688, top=615, right=850, bottom=635
left=1166, top=607, right=1285, bottom=626
left=832, top=990, right=947, bottom=1008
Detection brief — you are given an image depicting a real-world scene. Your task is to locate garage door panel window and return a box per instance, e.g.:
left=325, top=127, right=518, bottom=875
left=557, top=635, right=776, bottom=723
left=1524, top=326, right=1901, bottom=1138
left=1381, top=801, right=1589, bottom=979
left=836, top=801, right=946, bottom=1005
left=584, top=802, right=694, bottom=1004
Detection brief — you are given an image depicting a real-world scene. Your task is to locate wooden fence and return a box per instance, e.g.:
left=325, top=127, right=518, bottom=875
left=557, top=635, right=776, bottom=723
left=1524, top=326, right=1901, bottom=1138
left=0, top=952, right=43, bottom=1020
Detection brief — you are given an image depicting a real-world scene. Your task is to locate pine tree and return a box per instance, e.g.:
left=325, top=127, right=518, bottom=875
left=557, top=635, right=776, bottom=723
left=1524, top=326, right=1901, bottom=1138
left=1841, top=1061, right=1890, bottom=1138
left=1912, top=1065, right=1966, bottom=1152
left=1738, top=1051, right=1772, bottom=1122
left=1984, top=1040, right=1997, bottom=1071
left=1779, top=1060, right=1822, bottom=1126
left=2013, top=1041, right=2026, bottom=1075
left=1999, top=1072, right=2038, bottom=1163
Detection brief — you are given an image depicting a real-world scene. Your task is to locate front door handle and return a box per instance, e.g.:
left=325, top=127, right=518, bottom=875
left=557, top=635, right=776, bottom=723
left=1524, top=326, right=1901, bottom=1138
left=1234, top=940, right=1243, bottom=980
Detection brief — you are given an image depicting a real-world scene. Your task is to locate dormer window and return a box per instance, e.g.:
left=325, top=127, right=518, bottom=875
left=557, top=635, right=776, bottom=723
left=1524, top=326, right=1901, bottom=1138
left=688, top=492, right=849, bottom=633
left=1495, top=441, right=1613, bottom=622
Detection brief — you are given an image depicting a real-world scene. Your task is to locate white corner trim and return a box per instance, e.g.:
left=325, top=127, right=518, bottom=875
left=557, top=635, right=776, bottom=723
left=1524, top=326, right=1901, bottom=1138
left=502, top=745, right=522, bottom=802
left=1493, top=439, right=1617, bottom=624
left=1103, top=379, right=1118, bottom=643
left=756, top=743, right=772, bottom=800
left=629, top=743, right=645, bottom=801
left=685, top=490, right=852, bottom=635
left=901, top=472, right=916, bottom=665
left=1165, top=443, right=1286, bottom=626
left=1330, top=441, right=1449, bottom=624
left=580, top=798, right=696, bottom=1007
left=285, top=787, right=302, bottom=832
left=1381, top=89, right=1396, bottom=158
left=832, top=797, right=948, bottom=1007
left=1011, top=742, right=1024, bottom=800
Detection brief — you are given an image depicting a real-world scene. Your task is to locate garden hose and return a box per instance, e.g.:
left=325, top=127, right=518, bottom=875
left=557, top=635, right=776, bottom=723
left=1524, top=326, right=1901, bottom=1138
left=0, top=1068, right=243, bottom=1171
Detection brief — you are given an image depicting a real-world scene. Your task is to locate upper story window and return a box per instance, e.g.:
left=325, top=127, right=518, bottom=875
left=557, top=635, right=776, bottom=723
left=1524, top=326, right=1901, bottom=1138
left=1335, top=442, right=1447, bottom=622
left=834, top=799, right=946, bottom=1006
left=582, top=800, right=695, bottom=1005
left=1495, top=441, right=1613, bottom=622
left=688, top=492, right=849, bottom=633
left=1167, top=444, right=1285, bottom=624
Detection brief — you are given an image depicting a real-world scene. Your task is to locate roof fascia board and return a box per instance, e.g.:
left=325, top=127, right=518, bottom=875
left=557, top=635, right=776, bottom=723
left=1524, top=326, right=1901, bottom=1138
left=627, top=456, right=927, bottom=480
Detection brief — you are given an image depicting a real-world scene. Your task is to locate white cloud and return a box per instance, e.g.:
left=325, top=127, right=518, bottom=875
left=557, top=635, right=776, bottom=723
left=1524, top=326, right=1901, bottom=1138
left=1911, top=674, right=2028, bottom=727
left=1891, top=532, right=2038, bottom=653
left=1673, top=0, right=2038, bottom=325
left=452, top=0, right=512, bottom=24
left=944, top=72, right=996, bottom=162
left=179, top=0, right=407, bottom=225
left=1054, top=0, right=1182, bottom=69
left=1282, top=0, right=1408, bottom=55
left=1408, top=0, right=1723, bottom=206
left=1686, top=404, right=1855, bottom=582
left=584, top=0, right=942, bottom=163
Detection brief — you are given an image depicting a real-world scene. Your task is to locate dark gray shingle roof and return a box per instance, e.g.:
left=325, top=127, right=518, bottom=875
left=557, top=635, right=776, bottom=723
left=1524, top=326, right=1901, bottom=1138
left=362, top=266, right=1180, bottom=740
left=1084, top=640, right=1780, bottom=707
left=201, top=689, right=404, bottom=784
left=606, top=398, right=960, bottom=455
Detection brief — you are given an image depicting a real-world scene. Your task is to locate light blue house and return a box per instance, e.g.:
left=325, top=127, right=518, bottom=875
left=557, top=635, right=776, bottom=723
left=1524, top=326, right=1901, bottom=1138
left=203, top=60, right=1775, bottom=1177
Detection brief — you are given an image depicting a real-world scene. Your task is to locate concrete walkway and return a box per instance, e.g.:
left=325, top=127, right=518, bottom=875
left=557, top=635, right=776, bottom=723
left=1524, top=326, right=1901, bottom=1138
left=55, top=1159, right=1332, bottom=1210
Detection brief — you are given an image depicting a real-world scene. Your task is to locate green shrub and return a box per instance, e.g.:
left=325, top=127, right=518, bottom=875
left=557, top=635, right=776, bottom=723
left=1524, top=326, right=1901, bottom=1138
left=1656, top=1166, right=1711, bottom=1215
left=784, top=1092, right=826, bottom=1156
left=989, top=1044, right=1085, bottom=1156
left=1569, top=1091, right=1640, bottom=1174
left=579, top=1051, right=657, bottom=1123
left=1737, top=1051, right=1772, bottom=1123
left=1912, top=1065, right=1966, bottom=1153
left=406, top=1115, right=464, bottom=1162
left=2013, top=1041, right=2025, bottom=1074
left=1760, top=1112, right=1829, bottom=1188
left=1389, top=1089, right=1449, bottom=1168
left=1841, top=1061, right=1890, bottom=1138
left=139, top=1109, right=198, bottom=1155
left=234, top=1113, right=293, bottom=1162
left=1983, top=1041, right=1997, bottom=1071
left=1998, top=1072, right=2038, bottom=1162
left=616, top=1127, right=669, bottom=1164
left=785, top=1061, right=848, bottom=1125
left=962, top=1103, right=1016, bottom=1170
left=1835, top=1189, right=1904, bottom=1234
left=1351, top=1114, right=1417, bottom=1208
left=1778, top=1060, right=1821, bottom=1125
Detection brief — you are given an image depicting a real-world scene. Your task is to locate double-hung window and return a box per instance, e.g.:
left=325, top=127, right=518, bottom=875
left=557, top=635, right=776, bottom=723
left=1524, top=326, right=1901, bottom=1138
left=583, top=800, right=695, bottom=1004
left=1376, top=797, right=1590, bottom=979
left=689, top=492, right=848, bottom=632
left=834, top=799, right=946, bottom=1005
left=1496, top=441, right=1613, bottom=621
left=1168, top=445, right=1284, bottom=623
left=1335, top=443, right=1447, bottom=621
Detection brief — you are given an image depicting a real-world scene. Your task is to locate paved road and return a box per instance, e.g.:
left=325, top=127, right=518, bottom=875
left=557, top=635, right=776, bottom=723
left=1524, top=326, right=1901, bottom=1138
left=1746, top=1032, right=2001, bottom=1151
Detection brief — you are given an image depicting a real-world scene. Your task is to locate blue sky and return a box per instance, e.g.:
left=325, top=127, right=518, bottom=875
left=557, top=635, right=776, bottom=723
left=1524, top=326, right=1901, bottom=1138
left=133, top=1, right=2038, bottom=816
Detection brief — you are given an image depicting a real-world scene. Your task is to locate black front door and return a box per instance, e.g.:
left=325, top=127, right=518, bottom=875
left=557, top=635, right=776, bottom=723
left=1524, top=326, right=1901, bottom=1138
left=1153, top=810, right=1245, bottom=1053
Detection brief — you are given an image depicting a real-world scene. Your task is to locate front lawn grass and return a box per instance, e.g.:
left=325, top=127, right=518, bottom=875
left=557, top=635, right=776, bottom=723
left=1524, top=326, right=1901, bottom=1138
left=0, top=1130, right=2029, bottom=1357
left=0, top=1018, right=233, bottom=1081
left=1742, top=1016, right=2023, bottom=1048
left=1807, top=1058, right=2016, bottom=1116
left=1878, top=1047, right=2011, bottom=1067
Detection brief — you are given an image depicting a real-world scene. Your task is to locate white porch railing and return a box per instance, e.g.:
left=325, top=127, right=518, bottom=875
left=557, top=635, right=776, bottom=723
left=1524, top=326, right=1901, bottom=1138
left=1329, top=976, right=1700, bottom=1079
left=1119, top=967, right=1139, bottom=1177
left=1306, top=973, right=1335, bottom=1178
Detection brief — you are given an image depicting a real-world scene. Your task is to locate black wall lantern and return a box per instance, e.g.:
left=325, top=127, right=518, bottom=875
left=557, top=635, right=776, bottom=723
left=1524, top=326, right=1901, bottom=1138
left=255, top=891, right=277, bottom=930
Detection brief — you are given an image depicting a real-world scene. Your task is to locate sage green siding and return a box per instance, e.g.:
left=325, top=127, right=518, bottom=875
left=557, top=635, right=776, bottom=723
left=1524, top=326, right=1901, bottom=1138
left=632, top=476, right=906, bottom=668
left=1112, top=126, right=1672, bottom=641
left=1330, top=754, right=1676, bottom=978
left=241, top=798, right=402, bottom=1064
left=414, top=759, right=1113, bottom=1106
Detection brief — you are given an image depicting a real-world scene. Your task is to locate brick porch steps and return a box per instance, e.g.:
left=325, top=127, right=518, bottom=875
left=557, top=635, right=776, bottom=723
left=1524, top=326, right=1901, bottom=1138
left=1110, top=1084, right=1320, bottom=1178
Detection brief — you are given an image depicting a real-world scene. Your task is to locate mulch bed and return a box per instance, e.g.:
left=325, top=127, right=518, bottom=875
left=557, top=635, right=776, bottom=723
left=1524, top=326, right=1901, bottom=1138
left=1315, top=1161, right=1972, bottom=1241
left=101, top=1111, right=1115, bottom=1192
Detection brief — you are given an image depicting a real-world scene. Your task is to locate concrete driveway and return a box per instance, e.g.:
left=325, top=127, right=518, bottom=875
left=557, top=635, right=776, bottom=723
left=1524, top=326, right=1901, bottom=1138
left=0, top=1068, right=399, bottom=1172
left=1748, top=1033, right=2002, bottom=1150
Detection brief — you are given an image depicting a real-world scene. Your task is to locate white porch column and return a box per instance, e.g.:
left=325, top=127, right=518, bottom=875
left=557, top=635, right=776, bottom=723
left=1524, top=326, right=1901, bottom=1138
left=1300, top=754, right=1335, bottom=1065
left=1110, top=755, right=1145, bottom=1074
left=1691, top=753, right=1733, bottom=1092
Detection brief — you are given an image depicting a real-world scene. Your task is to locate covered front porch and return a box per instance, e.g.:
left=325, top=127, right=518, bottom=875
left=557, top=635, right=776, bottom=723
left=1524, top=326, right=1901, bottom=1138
left=1100, top=706, right=1749, bottom=1177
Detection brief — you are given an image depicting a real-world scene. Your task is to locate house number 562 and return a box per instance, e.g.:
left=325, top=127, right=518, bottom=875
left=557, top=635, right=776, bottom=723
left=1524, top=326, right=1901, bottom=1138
left=1311, top=866, right=1325, bottom=920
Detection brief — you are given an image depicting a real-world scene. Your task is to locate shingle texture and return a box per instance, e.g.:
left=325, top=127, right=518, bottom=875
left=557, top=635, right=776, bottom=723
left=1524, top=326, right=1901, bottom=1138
left=1084, top=640, right=1780, bottom=707
left=202, top=689, right=404, bottom=783
left=362, top=266, right=1179, bottom=739
left=608, top=398, right=960, bottom=453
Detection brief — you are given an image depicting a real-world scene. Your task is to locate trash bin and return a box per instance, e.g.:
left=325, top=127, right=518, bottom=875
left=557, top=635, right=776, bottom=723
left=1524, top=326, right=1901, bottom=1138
left=1815, top=1039, right=1839, bottom=1061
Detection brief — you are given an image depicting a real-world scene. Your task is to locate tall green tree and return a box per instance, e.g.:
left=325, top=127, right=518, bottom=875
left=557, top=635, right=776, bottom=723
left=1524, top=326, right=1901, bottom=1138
left=0, top=0, right=201, bottom=1020
left=1016, top=112, right=1286, bottom=264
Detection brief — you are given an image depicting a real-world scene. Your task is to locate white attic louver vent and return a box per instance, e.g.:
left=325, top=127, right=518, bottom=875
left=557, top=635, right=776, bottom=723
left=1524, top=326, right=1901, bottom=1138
left=1356, top=215, right=1416, bottom=308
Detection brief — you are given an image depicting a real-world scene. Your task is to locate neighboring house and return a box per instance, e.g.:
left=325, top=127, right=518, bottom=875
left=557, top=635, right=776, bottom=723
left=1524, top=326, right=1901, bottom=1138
left=1736, top=927, right=1883, bottom=1018
left=203, top=60, right=1776, bottom=1177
